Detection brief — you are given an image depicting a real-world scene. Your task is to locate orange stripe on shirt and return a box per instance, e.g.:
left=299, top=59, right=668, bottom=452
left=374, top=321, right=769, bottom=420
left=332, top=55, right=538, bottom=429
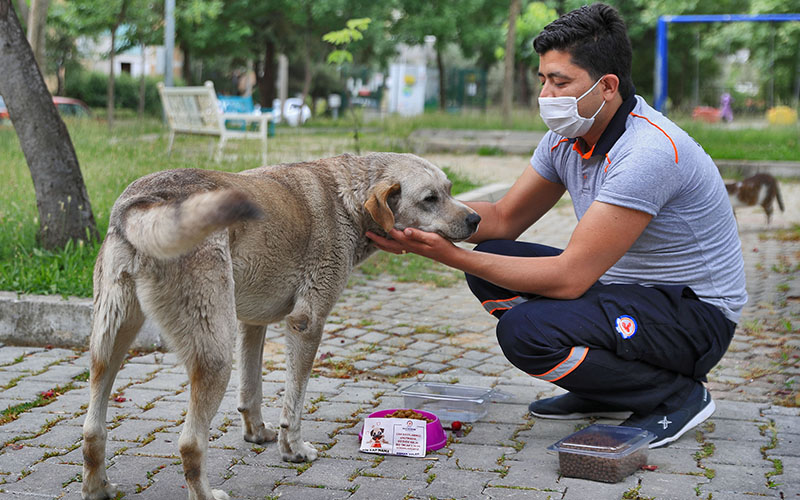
left=550, top=138, right=570, bottom=151
left=604, top=153, right=611, bottom=173
left=629, top=112, right=679, bottom=164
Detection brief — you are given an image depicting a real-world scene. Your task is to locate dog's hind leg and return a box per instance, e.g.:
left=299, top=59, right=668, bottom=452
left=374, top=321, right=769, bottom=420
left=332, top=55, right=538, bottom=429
left=82, top=240, right=144, bottom=500
left=278, top=297, right=324, bottom=463
left=237, top=323, right=277, bottom=444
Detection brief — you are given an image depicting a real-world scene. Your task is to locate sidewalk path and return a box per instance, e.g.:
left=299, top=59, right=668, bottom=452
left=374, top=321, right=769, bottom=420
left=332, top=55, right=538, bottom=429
left=0, top=162, right=797, bottom=499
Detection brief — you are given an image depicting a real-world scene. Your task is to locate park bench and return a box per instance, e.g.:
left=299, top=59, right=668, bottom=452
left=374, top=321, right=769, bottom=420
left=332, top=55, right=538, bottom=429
left=157, top=81, right=272, bottom=164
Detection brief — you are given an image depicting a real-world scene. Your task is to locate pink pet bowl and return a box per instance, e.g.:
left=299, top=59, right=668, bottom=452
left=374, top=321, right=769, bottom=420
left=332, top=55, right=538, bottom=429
left=358, top=408, right=447, bottom=452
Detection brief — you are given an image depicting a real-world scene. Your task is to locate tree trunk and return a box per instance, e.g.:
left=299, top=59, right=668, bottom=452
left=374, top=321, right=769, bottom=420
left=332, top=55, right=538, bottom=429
left=26, top=0, right=49, bottom=69
left=300, top=39, right=312, bottom=118
left=436, top=45, right=446, bottom=111
left=0, top=0, right=98, bottom=248
left=107, top=25, right=116, bottom=127
left=181, top=43, right=192, bottom=85
left=517, top=60, right=530, bottom=107
left=502, top=0, right=521, bottom=126
left=138, top=43, right=146, bottom=118
left=256, top=39, right=277, bottom=108
left=12, top=0, right=26, bottom=26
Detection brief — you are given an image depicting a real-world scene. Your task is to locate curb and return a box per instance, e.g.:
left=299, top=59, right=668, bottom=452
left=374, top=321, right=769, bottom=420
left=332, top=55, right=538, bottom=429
left=0, top=291, right=163, bottom=351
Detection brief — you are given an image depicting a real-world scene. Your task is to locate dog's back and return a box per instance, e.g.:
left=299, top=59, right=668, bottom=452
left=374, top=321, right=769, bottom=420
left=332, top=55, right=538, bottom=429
left=726, top=173, right=784, bottom=223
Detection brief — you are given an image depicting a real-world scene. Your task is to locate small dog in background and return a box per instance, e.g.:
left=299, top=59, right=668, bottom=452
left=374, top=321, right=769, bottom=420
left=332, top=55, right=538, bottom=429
left=726, top=173, right=784, bottom=224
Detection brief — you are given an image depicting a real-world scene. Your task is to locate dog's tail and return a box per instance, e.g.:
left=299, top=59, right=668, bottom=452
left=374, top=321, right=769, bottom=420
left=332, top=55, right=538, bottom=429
left=123, top=189, right=262, bottom=259
left=776, top=181, right=785, bottom=213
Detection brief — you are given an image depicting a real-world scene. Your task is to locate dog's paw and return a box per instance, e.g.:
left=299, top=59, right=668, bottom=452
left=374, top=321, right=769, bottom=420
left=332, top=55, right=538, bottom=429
left=243, top=422, right=278, bottom=444
left=81, top=481, right=119, bottom=500
left=212, top=489, right=231, bottom=500
left=280, top=440, right=318, bottom=463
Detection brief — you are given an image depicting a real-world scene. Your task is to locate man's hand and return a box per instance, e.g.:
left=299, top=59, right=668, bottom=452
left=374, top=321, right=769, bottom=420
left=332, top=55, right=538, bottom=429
left=366, top=228, right=457, bottom=262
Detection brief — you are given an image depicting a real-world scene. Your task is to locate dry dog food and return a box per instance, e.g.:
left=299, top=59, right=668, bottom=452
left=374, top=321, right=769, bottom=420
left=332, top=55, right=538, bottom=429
left=386, top=409, right=434, bottom=423
left=548, top=425, right=655, bottom=483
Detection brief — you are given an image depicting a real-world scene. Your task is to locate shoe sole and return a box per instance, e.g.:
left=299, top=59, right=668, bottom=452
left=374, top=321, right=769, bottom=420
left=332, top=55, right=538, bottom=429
left=529, top=410, right=632, bottom=420
left=648, top=399, right=716, bottom=449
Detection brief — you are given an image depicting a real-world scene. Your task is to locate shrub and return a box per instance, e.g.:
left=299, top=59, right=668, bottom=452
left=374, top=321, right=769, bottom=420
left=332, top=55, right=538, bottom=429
left=64, top=69, right=163, bottom=115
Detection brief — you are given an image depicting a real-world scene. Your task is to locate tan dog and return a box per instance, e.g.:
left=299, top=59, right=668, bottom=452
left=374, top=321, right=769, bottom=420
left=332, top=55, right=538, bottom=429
left=81, top=152, right=480, bottom=500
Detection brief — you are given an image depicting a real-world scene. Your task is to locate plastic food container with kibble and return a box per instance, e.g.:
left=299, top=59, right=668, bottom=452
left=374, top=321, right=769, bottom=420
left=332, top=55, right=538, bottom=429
left=398, top=382, right=512, bottom=422
left=547, top=424, right=656, bottom=483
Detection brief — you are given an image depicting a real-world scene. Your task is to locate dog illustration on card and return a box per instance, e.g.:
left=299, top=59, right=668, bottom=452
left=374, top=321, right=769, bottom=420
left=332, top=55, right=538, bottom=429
left=369, top=425, right=390, bottom=449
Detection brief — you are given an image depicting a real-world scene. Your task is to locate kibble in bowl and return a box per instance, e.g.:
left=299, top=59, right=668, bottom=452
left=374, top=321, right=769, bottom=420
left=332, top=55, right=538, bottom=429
left=548, top=424, right=656, bottom=483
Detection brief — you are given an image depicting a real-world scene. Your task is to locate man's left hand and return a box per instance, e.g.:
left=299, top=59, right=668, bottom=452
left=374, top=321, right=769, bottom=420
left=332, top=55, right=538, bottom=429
left=366, top=228, right=456, bottom=262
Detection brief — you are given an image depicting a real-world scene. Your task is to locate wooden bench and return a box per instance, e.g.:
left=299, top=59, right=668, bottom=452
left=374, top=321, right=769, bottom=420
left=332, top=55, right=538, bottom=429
left=157, top=81, right=272, bottom=164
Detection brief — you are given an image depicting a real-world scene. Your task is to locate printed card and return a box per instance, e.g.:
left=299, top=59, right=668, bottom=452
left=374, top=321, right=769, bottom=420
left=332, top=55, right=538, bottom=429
left=360, top=417, right=426, bottom=458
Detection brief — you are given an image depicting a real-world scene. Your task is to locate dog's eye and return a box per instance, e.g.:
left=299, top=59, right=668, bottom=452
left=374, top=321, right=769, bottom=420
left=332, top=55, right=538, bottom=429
left=424, top=194, right=439, bottom=203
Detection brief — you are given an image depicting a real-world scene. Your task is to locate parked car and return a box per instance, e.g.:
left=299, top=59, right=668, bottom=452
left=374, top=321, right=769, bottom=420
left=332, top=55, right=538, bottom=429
left=0, top=96, right=92, bottom=123
left=271, top=97, right=311, bottom=126
left=0, top=96, right=8, bottom=124
left=53, top=96, right=92, bottom=118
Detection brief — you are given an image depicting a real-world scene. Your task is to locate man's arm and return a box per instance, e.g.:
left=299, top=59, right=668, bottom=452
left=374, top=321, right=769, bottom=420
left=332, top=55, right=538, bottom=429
left=464, top=167, right=566, bottom=243
left=368, top=200, right=652, bottom=300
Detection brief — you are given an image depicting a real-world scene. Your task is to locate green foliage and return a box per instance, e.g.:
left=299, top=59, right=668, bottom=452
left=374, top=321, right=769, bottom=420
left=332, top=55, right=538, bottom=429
left=323, top=18, right=372, bottom=64
left=64, top=69, right=163, bottom=115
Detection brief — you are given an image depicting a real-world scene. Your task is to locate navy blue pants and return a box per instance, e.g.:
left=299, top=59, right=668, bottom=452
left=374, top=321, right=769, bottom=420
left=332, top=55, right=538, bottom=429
left=466, top=240, right=736, bottom=415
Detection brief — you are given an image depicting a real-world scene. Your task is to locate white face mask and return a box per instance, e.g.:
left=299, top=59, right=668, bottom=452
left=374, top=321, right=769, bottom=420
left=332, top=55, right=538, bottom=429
left=538, top=78, right=606, bottom=138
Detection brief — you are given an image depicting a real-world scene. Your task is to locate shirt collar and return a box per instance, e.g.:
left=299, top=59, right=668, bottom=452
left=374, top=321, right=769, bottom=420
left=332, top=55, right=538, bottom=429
left=570, top=92, right=637, bottom=159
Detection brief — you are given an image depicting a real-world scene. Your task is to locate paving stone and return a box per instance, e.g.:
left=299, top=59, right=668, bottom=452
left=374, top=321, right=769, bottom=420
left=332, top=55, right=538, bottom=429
left=636, top=472, right=708, bottom=500
left=483, top=486, right=563, bottom=499
left=559, top=475, right=638, bottom=499
left=271, top=484, right=353, bottom=499
left=0, top=460, right=82, bottom=496
left=698, top=463, right=777, bottom=497
left=349, top=475, right=429, bottom=500
left=288, top=457, right=365, bottom=489
left=443, top=443, right=516, bottom=471
left=412, top=467, right=500, bottom=499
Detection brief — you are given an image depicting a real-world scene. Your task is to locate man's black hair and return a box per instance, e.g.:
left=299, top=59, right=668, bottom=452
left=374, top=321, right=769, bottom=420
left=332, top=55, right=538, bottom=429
left=533, top=3, right=634, bottom=99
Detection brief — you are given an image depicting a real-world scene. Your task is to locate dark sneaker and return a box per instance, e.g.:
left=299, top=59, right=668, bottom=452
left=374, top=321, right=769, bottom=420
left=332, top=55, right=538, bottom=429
left=621, top=383, right=715, bottom=448
left=529, top=392, right=632, bottom=420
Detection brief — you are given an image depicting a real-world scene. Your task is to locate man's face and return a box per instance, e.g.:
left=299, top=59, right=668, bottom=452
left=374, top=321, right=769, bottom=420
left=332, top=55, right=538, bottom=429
left=538, top=50, right=605, bottom=119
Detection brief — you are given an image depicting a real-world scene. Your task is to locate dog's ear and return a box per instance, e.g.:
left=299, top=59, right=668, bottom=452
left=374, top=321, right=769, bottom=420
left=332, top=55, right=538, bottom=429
left=364, top=181, right=401, bottom=232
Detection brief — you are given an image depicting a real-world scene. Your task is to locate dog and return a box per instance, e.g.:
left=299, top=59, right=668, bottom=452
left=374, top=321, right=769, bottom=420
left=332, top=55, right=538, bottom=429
left=81, top=152, right=480, bottom=500
left=726, top=173, right=785, bottom=224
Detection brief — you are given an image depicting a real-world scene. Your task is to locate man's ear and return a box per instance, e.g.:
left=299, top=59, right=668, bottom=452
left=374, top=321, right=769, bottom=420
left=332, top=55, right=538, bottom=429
left=601, top=74, right=620, bottom=97
left=364, top=181, right=401, bottom=232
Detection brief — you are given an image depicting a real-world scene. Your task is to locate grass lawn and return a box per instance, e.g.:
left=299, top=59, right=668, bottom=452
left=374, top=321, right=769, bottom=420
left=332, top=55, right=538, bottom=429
left=0, top=109, right=797, bottom=297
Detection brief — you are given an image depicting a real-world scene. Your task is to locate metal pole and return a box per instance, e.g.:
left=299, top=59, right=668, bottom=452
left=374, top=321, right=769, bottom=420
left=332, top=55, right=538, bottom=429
left=164, top=0, right=175, bottom=87
left=654, top=17, right=668, bottom=113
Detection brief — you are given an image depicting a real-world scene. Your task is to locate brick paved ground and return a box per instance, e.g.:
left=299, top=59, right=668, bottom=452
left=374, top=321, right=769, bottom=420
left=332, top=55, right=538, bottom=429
left=0, top=170, right=796, bottom=499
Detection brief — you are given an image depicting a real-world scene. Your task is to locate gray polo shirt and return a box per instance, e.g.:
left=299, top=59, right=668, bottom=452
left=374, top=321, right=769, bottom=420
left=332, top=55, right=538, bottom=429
left=531, top=95, right=747, bottom=323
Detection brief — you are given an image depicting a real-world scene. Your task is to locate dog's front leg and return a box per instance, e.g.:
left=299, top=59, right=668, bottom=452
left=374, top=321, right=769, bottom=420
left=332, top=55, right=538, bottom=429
left=279, top=302, right=321, bottom=462
left=237, top=322, right=278, bottom=444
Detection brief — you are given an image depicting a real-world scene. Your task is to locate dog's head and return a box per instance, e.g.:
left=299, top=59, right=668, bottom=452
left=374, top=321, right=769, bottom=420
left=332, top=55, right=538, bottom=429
left=364, top=153, right=480, bottom=241
left=370, top=427, right=385, bottom=439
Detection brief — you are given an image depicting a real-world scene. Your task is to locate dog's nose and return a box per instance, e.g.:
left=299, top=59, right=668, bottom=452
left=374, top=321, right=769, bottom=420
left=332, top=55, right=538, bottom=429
left=466, top=212, right=481, bottom=232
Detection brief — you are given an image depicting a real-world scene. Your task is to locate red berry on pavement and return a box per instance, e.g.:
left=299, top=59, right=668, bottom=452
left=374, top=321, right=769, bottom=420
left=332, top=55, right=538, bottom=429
left=451, top=421, right=462, bottom=431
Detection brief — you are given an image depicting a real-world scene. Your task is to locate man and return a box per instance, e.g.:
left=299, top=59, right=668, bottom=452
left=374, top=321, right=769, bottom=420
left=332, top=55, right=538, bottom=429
left=367, top=3, right=746, bottom=448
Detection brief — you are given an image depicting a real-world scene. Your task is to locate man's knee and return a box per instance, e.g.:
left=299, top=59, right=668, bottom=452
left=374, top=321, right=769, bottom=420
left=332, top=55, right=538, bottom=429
left=495, top=305, right=558, bottom=372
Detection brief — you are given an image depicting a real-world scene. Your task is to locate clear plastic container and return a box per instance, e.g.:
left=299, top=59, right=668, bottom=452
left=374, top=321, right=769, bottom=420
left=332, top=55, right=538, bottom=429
left=398, top=382, right=511, bottom=422
left=548, top=424, right=656, bottom=483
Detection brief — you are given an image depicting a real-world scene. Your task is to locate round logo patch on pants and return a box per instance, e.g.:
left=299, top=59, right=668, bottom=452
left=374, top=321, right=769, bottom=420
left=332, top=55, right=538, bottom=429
left=615, top=315, right=638, bottom=339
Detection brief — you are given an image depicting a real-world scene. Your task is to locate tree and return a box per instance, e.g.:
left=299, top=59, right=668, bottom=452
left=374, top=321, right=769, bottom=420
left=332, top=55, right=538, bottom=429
left=26, top=0, right=50, bottom=68
left=0, top=0, right=98, bottom=249
left=502, top=0, right=521, bottom=125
